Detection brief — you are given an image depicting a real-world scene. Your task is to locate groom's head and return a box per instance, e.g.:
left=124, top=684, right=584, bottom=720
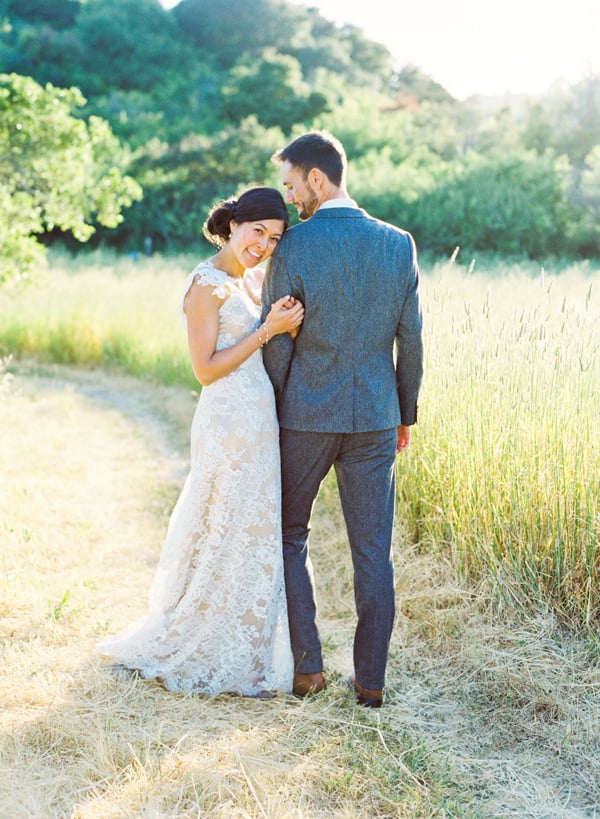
left=272, top=131, right=348, bottom=220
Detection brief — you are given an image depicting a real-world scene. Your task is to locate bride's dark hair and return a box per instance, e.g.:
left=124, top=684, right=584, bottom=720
left=203, top=186, right=290, bottom=247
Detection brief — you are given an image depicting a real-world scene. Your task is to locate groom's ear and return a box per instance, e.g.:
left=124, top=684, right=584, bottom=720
left=308, top=168, right=325, bottom=189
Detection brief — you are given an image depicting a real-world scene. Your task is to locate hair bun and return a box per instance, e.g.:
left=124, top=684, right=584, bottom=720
left=223, top=197, right=238, bottom=217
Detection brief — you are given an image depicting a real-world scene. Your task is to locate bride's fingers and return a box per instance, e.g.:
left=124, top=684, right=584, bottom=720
left=281, top=304, right=303, bottom=320
left=272, top=296, right=305, bottom=312
left=285, top=309, right=303, bottom=326
left=272, top=295, right=291, bottom=308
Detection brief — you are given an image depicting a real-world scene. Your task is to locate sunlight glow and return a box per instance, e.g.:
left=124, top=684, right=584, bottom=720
left=159, top=0, right=598, bottom=99
left=287, top=0, right=599, bottom=98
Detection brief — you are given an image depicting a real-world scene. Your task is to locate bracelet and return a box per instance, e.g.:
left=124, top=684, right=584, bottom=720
left=257, top=322, right=270, bottom=346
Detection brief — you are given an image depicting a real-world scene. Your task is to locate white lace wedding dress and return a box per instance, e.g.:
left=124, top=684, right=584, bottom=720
left=96, top=261, right=294, bottom=696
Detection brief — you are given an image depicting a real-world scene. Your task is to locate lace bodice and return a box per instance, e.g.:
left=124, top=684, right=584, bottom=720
left=180, top=260, right=261, bottom=351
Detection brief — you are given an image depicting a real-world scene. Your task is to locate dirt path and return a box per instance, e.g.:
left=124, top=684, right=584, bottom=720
left=3, top=363, right=598, bottom=818
left=21, top=363, right=195, bottom=483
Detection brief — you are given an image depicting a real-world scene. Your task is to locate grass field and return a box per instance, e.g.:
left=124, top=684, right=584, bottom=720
left=1, top=249, right=598, bottom=627
left=0, top=250, right=599, bottom=816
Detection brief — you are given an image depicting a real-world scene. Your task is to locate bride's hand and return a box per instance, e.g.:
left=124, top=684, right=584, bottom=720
left=265, top=295, right=304, bottom=338
left=282, top=295, right=304, bottom=338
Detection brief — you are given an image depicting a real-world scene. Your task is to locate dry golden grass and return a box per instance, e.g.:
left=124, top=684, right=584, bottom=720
left=1, top=360, right=598, bottom=818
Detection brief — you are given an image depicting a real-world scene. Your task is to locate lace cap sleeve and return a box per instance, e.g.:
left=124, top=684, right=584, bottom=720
left=178, top=262, right=233, bottom=326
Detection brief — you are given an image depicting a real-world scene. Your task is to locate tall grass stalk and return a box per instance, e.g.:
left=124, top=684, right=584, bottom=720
left=398, top=258, right=599, bottom=628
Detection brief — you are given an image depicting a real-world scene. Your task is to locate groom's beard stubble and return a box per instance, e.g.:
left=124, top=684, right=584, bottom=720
left=298, top=190, right=319, bottom=220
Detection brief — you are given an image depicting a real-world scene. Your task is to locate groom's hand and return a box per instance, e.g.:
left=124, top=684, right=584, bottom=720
left=396, top=425, right=411, bottom=452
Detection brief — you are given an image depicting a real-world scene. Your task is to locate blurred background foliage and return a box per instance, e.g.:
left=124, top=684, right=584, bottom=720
left=1, top=0, right=600, bottom=276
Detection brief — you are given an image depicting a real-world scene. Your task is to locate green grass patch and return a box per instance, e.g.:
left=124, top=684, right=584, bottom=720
left=0, top=248, right=198, bottom=387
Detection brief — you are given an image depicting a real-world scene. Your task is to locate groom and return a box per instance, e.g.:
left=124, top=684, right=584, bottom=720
left=262, top=130, right=424, bottom=708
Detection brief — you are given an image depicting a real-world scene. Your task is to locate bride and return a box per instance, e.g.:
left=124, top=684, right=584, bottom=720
left=96, top=187, right=303, bottom=696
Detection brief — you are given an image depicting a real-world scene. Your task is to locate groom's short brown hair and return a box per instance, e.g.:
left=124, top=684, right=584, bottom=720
left=272, top=130, right=346, bottom=187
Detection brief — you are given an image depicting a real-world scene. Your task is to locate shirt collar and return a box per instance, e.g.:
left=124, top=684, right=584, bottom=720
left=319, top=198, right=359, bottom=210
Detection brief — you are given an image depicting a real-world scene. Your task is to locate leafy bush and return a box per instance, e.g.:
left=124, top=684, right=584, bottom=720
left=0, top=73, right=141, bottom=281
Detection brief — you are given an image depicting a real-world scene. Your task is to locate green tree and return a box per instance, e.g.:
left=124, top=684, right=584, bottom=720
left=5, top=24, right=85, bottom=89
left=392, top=64, right=455, bottom=104
left=173, top=0, right=392, bottom=90
left=74, top=0, right=179, bottom=96
left=569, top=144, right=600, bottom=255
left=0, top=73, right=141, bottom=281
left=312, top=90, right=413, bottom=178
left=85, top=59, right=224, bottom=150
left=174, top=0, right=309, bottom=67
left=522, top=101, right=554, bottom=155
left=555, top=77, right=600, bottom=165
left=4, top=0, right=80, bottom=29
left=522, top=77, right=600, bottom=165
left=72, top=0, right=225, bottom=145
left=408, top=151, right=572, bottom=257
left=221, top=50, right=328, bottom=132
left=101, top=117, right=286, bottom=250
left=338, top=23, right=392, bottom=82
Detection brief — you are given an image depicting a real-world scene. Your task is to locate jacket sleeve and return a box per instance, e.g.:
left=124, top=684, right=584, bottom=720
left=395, top=233, right=424, bottom=425
left=261, top=249, right=294, bottom=402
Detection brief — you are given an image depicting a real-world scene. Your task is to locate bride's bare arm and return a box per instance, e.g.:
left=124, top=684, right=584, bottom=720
left=241, top=266, right=264, bottom=305
left=184, top=283, right=303, bottom=386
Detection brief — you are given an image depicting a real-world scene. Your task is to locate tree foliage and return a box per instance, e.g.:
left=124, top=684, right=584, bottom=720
left=0, top=0, right=598, bottom=262
left=407, top=151, right=572, bottom=257
left=4, top=0, right=79, bottom=29
left=570, top=145, right=600, bottom=254
left=114, top=117, right=286, bottom=250
left=74, top=0, right=179, bottom=95
left=221, top=50, right=328, bottom=132
left=0, top=73, right=141, bottom=281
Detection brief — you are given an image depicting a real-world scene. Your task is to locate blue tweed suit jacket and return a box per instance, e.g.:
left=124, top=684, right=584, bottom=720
left=261, top=206, right=424, bottom=433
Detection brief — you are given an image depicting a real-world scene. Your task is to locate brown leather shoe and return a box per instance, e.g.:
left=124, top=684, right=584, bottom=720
left=292, top=671, right=327, bottom=698
left=353, top=680, right=383, bottom=708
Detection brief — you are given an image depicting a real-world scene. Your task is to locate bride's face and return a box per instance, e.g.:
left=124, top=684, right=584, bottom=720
left=229, top=219, right=285, bottom=268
